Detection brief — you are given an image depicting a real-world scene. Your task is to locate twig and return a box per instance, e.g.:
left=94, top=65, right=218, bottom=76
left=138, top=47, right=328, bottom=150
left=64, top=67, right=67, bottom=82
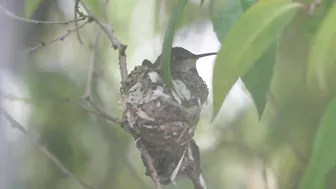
left=74, top=0, right=84, bottom=45
left=69, top=98, right=125, bottom=124
left=24, top=19, right=91, bottom=53
left=77, top=0, right=128, bottom=83
left=90, top=17, right=128, bottom=83
left=0, top=93, right=34, bottom=103
left=73, top=2, right=160, bottom=187
left=0, top=3, right=86, bottom=24
left=118, top=49, right=128, bottom=84
left=0, top=93, right=125, bottom=124
left=136, top=140, right=163, bottom=189
left=0, top=107, right=95, bottom=189
left=88, top=98, right=125, bottom=124
left=299, top=0, right=322, bottom=15
left=308, top=0, right=321, bottom=15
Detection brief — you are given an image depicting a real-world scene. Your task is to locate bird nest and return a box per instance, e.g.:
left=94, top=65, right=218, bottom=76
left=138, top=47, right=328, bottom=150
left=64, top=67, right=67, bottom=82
left=120, top=60, right=208, bottom=186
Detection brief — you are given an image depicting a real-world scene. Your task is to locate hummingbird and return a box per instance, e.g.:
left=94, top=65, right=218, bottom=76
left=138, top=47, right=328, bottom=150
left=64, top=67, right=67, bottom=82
left=144, top=47, right=217, bottom=72
left=143, top=47, right=217, bottom=108
left=122, top=47, right=217, bottom=188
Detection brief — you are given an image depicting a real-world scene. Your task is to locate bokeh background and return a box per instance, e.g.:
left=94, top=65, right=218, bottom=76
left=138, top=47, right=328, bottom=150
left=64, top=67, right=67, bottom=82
left=1, top=0, right=280, bottom=189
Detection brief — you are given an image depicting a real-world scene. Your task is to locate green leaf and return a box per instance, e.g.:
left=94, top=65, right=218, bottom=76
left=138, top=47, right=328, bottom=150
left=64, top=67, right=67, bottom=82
left=298, top=97, right=336, bottom=189
left=242, top=43, right=277, bottom=118
left=161, top=0, right=188, bottom=89
left=306, top=1, right=336, bottom=95
left=303, top=0, right=335, bottom=35
left=211, top=0, right=300, bottom=121
left=240, top=0, right=256, bottom=11
left=211, top=0, right=243, bottom=41
left=25, top=0, right=41, bottom=17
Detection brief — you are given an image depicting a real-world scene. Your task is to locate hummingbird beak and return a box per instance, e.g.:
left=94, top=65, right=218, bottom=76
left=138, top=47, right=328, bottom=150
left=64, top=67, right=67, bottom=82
left=182, top=52, right=217, bottom=70
left=194, top=52, right=217, bottom=59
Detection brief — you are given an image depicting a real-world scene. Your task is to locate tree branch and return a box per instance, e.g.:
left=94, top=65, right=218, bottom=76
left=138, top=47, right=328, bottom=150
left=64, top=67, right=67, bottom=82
left=0, top=93, right=124, bottom=124
left=136, top=139, right=163, bottom=189
left=0, top=3, right=86, bottom=24
left=77, top=0, right=128, bottom=83
left=23, top=19, right=91, bottom=53
left=74, top=0, right=84, bottom=45
left=0, top=107, right=95, bottom=189
left=74, top=1, right=162, bottom=188
left=8, top=0, right=160, bottom=187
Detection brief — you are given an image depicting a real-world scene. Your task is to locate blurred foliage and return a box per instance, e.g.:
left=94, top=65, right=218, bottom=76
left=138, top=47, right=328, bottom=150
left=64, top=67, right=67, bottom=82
left=299, top=97, right=336, bottom=189
left=154, top=0, right=210, bottom=34
left=306, top=1, right=336, bottom=96
left=211, top=0, right=243, bottom=41
left=212, top=0, right=300, bottom=119
left=242, top=44, right=277, bottom=118
left=161, top=0, right=188, bottom=89
left=211, top=0, right=274, bottom=117
left=8, top=0, right=336, bottom=189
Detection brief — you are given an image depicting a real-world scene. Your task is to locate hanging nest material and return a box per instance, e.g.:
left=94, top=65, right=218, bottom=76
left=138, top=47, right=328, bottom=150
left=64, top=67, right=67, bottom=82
left=120, top=57, right=209, bottom=187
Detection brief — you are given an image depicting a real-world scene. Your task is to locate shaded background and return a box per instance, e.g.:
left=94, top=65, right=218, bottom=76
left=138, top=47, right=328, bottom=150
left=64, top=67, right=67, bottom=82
left=0, top=0, right=277, bottom=189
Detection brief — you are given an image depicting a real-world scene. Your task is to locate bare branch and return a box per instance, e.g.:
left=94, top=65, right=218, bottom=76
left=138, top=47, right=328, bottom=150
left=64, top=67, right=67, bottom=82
left=308, top=0, right=321, bottom=15
left=119, top=49, right=128, bottom=84
left=73, top=2, right=160, bottom=188
left=0, top=107, right=95, bottom=189
left=0, top=93, right=125, bottom=124
left=0, top=93, right=34, bottom=103
left=69, top=98, right=125, bottom=124
left=136, top=140, right=163, bottom=189
left=77, top=0, right=128, bottom=84
left=24, top=19, right=91, bottom=53
left=74, top=0, right=84, bottom=45
left=299, top=0, right=321, bottom=15
left=0, top=3, right=87, bottom=24
left=93, top=18, right=128, bottom=83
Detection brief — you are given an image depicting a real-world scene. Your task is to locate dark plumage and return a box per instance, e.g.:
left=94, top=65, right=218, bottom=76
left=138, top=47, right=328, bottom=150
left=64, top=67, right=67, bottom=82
left=121, top=47, right=217, bottom=187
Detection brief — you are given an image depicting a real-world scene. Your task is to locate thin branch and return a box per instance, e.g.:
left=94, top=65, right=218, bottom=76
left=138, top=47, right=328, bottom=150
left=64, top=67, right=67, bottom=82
left=136, top=140, right=163, bottom=189
left=24, top=19, right=91, bottom=53
left=88, top=98, right=124, bottom=124
left=0, top=93, right=34, bottom=103
left=118, top=50, right=128, bottom=84
left=90, top=17, right=128, bottom=83
left=77, top=0, right=128, bottom=84
left=0, top=3, right=86, bottom=24
left=73, top=1, right=159, bottom=187
left=74, top=0, right=84, bottom=45
left=69, top=98, right=125, bottom=124
left=0, top=93, right=124, bottom=124
left=93, top=17, right=129, bottom=84
left=0, top=107, right=95, bottom=189
left=299, top=0, right=321, bottom=15
left=308, top=0, right=321, bottom=15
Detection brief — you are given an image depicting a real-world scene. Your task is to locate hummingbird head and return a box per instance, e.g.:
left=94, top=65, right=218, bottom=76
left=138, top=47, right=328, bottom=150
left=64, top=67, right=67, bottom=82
left=152, top=47, right=217, bottom=72
left=170, top=47, right=217, bottom=72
